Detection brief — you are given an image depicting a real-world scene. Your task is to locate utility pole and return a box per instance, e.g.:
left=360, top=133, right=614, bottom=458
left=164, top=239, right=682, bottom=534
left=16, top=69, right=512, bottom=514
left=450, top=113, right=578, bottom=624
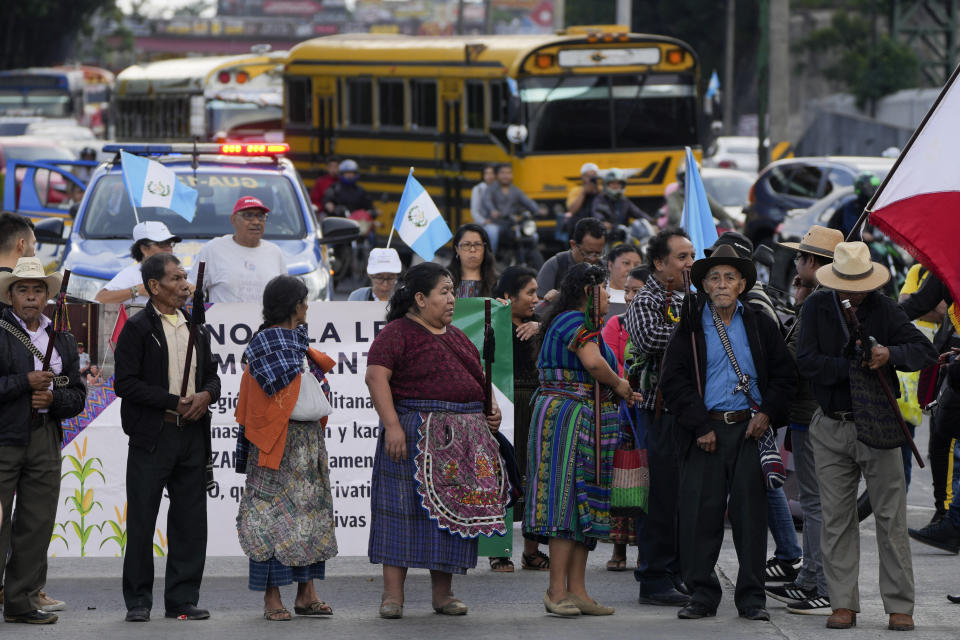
left=484, top=0, right=494, bottom=34
left=723, top=0, right=736, bottom=134
left=457, top=0, right=465, bottom=35
left=767, top=0, right=790, bottom=165
left=616, top=0, right=632, bottom=27
left=554, top=0, right=565, bottom=31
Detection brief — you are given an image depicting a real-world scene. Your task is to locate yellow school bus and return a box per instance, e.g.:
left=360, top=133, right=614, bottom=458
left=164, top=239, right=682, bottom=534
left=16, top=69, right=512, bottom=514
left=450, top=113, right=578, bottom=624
left=284, top=27, right=702, bottom=247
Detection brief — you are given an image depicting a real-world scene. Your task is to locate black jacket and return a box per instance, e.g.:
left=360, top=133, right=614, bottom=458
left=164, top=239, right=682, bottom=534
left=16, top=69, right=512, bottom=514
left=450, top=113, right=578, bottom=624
left=796, top=289, right=937, bottom=415
left=661, top=293, right=797, bottom=453
left=114, top=303, right=221, bottom=451
left=0, top=307, right=86, bottom=446
left=323, top=181, right=373, bottom=212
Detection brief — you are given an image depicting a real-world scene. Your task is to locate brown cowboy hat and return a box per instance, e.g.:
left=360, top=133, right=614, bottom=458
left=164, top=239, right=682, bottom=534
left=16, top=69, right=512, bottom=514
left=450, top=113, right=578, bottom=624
left=690, top=244, right=757, bottom=292
left=779, top=225, right=844, bottom=259
left=815, top=241, right=890, bottom=292
left=0, top=257, right=62, bottom=304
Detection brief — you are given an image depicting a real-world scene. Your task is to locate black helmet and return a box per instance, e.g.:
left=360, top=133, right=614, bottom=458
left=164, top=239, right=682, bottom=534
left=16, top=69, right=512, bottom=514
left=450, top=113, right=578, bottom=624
left=79, top=147, right=97, bottom=160
left=853, top=172, right=880, bottom=201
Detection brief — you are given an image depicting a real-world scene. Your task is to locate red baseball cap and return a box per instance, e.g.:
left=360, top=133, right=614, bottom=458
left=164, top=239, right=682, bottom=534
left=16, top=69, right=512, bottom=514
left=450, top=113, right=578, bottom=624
left=232, top=195, right=270, bottom=216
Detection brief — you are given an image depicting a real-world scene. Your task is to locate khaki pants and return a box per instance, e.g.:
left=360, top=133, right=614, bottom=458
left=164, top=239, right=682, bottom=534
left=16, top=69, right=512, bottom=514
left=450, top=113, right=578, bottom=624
left=810, top=409, right=914, bottom=614
left=0, top=415, right=61, bottom=616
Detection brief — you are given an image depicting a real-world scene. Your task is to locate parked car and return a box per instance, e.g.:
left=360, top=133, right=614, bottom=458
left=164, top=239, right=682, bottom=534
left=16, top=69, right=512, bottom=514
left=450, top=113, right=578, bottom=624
left=8, top=142, right=359, bottom=301
left=703, top=135, right=759, bottom=174
left=700, top=167, right=755, bottom=227
left=743, top=155, right=894, bottom=247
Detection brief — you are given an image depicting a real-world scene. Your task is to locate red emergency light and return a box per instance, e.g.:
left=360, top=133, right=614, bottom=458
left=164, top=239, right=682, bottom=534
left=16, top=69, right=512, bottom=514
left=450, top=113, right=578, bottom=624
left=219, top=143, right=290, bottom=156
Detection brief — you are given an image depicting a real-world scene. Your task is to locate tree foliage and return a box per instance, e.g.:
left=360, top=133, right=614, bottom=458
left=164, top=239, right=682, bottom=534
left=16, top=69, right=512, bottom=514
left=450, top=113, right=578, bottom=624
left=797, top=10, right=919, bottom=109
left=0, top=0, right=116, bottom=69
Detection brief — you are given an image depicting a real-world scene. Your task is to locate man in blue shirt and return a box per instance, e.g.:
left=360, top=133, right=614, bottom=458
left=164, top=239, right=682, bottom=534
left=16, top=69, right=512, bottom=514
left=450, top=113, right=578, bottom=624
left=660, top=244, right=796, bottom=622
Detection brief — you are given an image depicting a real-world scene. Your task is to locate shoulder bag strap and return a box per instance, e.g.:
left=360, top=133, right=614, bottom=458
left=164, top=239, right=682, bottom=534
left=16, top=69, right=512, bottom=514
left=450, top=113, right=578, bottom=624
left=0, top=318, right=70, bottom=388
left=707, top=302, right=760, bottom=410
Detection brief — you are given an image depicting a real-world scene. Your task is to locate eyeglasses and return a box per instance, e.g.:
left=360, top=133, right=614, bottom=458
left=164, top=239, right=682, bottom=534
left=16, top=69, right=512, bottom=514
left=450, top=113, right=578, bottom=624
left=576, top=244, right=604, bottom=260
left=371, top=275, right=398, bottom=283
left=458, top=241, right=485, bottom=252
left=237, top=210, right=268, bottom=221
left=147, top=240, right=176, bottom=250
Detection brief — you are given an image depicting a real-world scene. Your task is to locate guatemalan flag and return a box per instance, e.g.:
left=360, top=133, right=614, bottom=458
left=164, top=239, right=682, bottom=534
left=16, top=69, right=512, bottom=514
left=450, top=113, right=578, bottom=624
left=680, top=146, right=719, bottom=260
left=393, top=169, right=452, bottom=261
left=869, top=64, right=960, bottom=333
left=120, top=150, right=198, bottom=222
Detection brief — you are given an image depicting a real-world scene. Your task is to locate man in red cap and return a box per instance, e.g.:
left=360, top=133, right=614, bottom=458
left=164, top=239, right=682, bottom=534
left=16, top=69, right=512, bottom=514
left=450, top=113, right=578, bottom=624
left=189, top=196, right=287, bottom=303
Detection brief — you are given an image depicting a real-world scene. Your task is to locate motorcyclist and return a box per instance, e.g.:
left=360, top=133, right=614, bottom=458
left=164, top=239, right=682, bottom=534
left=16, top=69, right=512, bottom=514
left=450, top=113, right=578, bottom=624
left=480, top=163, right=539, bottom=255
left=323, top=158, right=373, bottom=215
left=664, top=159, right=735, bottom=228
left=590, top=169, right=651, bottom=228
left=831, top=171, right=880, bottom=238
left=565, top=162, right=600, bottom=223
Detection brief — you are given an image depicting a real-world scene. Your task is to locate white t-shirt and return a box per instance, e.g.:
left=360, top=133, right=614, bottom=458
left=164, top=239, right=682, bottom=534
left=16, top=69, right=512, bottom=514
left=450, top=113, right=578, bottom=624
left=103, top=262, right=149, bottom=305
left=190, top=235, right=287, bottom=303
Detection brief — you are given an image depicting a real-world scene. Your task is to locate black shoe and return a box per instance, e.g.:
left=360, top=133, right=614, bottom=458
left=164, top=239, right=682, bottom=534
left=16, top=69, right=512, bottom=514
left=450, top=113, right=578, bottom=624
left=928, top=509, right=946, bottom=528
left=4, top=609, right=58, bottom=624
left=677, top=602, right=716, bottom=619
left=125, top=607, right=150, bottom=622
left=766, top=582, right=817, bottom=604
left=947, top=594, right=960, bottom=603
left=739, top=607, right=771, bottom=621
left=908, top=517, right=960, bottom=554
left=638, top=587, right=690, bottom=606
left=764, top=556, right=801, bottom=582
left=670, top=573, right=692, bottom=596
left=164, top=605, right=210, bottom=620
left=786, top=594, right=831, bottom=615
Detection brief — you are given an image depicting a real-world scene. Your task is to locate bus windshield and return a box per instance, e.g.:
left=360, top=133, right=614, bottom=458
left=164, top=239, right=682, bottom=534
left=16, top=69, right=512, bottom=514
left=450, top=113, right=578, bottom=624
left=207, top=100, right=282, bottom=138
left=0, top=89, right=72, bottom=118
left=82, top=172, right=305, bottom=240
left=521, top=73, right=698, bottom=152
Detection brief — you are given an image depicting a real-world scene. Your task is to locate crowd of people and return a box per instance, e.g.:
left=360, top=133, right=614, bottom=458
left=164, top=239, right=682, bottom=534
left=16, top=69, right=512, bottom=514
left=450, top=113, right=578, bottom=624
left=2, top=175, right=959, bottom=632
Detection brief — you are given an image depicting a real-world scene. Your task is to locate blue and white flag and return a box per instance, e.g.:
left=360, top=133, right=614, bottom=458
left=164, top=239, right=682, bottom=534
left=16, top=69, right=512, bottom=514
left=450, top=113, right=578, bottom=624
left=120, top=151, right=198, bottom=222
left=680, top=147, right=718, bottom=260
left=393, top=169, right=452, bottom=261
left=706, top=70, right=720, bottom=99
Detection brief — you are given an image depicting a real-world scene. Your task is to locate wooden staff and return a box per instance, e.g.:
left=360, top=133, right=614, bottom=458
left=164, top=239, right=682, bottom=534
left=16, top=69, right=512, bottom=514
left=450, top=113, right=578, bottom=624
left=41, top=270, right=71, bottom=371
left=841, top=299, right=924, bottom=468
left=179, top=262, right=205, bottom=398
left=592, top=284, right=602, bottom=477
left=654, top=276, right=675, bottom=419
left=682, top=269, right=703, bottom=397
left=482, top=298, right=493, bottom=415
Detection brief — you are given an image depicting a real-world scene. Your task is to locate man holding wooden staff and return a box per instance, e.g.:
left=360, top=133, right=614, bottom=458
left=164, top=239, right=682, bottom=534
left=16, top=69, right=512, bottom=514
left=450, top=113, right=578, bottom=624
left=660, top=245, right=795, bottom=622
left=796, top=241, right=936, bottom=632
left=0, top=258, right=85, bottom=624
left=115, top=253, right=220, bottom=622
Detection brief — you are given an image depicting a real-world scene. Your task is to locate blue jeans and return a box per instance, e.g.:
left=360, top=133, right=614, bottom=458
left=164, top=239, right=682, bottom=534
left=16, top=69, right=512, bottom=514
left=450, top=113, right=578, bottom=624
left=950, top=438, right=960, bottom=527
left=767, top=485, right=802, bottom=561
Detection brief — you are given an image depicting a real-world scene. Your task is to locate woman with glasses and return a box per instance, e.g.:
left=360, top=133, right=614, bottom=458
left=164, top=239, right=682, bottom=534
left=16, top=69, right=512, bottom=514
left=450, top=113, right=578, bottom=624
left=349, top=249, right=402, bottom=302
left=95, top=220, right=181, bottom=304
left=448, top=224, right=498, bottom=298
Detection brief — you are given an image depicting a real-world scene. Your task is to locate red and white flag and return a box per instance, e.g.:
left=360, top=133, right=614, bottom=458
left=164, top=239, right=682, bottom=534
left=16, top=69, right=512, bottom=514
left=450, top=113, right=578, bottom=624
left=869, top=64, right=960, bottom=331
left=109, top=305, right=128, bottom=351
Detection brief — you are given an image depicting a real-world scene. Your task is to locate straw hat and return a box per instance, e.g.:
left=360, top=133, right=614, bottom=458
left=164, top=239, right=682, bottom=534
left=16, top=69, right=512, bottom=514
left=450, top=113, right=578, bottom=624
left=690, top=244, right=757, bottom=292
left=0, top=257, right=62, bottom=303
left=815, top=242, right=890, bottom=292
left=779, top=225, right=845, bottom=259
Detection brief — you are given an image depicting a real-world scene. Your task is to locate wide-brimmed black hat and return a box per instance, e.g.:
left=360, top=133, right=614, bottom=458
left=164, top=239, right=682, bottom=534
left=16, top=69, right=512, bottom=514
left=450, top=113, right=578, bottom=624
left=690, top=244, right=757, bottom=292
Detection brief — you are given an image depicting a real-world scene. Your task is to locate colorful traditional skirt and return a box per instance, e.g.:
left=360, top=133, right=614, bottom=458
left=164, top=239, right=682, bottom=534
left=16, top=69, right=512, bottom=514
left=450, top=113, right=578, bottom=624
left=369, top=399, right=507, bottom=574
left=524, top=369, right=620, bottom=547
left=237, top=420, right=338, bottom=570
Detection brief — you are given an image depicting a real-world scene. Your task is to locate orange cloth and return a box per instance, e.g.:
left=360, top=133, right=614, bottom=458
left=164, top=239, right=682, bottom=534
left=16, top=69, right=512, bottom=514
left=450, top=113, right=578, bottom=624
left=234, top=348, right=335, bottom=470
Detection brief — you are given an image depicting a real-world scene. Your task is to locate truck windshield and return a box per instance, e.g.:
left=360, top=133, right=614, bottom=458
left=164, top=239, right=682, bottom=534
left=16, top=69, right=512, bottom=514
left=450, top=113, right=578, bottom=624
left=521, top=73, right=698, bottom=152
left=81, top=172, right=305, bottom=240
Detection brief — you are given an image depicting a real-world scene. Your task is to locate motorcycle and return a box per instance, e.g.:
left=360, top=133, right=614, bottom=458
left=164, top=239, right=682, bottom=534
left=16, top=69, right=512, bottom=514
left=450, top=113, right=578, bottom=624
left=498, top=209, right=543, bottom=269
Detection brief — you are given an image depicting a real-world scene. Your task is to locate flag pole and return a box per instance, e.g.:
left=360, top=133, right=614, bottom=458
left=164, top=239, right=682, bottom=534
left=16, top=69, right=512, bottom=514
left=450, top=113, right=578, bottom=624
left=387, top=167, right=416, bottom=249
left=849, top=60, right=960, bottom=240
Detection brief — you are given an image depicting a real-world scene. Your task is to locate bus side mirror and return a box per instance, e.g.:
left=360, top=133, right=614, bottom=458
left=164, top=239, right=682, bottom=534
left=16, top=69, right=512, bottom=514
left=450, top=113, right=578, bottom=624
left=507, top=125, right=528, bottom=144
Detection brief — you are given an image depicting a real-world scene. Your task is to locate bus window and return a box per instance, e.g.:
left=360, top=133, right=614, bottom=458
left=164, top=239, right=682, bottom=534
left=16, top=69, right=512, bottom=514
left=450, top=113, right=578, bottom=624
left=490, top=81, right=509, bottom=125
left=286, top=77, right=312, bottom=126
left=410, top=79, right=437, bottom=130
left=611, top=74, right=698, bottom=149
left=346, top=78, right=373, bottom=127
left=378, top=79, right=404, bottom=128
left=522, top=75, right=611, bottom=151
left=465, top=80, right=484, bottom=131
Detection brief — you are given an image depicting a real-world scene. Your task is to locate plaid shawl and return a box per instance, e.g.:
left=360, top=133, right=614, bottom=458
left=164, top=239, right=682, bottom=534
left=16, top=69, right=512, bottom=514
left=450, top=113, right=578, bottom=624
left=244, top=325, right=309, bottom=396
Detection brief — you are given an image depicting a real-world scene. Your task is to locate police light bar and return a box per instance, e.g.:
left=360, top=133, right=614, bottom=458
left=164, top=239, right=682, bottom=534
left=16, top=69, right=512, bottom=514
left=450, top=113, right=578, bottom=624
left=102, top=143, right=290, bottom=157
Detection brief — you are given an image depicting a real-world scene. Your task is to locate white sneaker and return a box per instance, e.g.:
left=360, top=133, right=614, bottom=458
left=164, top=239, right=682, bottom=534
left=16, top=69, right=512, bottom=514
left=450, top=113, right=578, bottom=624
left=786, top=594, right=831, bottom=616
left=38, top=591, right=66, bottom=612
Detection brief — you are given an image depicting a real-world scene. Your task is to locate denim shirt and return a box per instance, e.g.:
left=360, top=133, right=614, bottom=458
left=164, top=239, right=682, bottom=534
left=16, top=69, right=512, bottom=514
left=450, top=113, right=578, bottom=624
left=702, top=301, right=763, bottom=411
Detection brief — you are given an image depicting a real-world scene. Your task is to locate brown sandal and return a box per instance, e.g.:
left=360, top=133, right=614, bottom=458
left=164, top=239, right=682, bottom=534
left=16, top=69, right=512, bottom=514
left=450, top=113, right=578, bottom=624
left=521, top=550, right=550, bottom=570
left=606, top=558, right=627, bottom=571
left=264, top=607, right=291, bottom=621
left=489, top=556, right=515, bottom=572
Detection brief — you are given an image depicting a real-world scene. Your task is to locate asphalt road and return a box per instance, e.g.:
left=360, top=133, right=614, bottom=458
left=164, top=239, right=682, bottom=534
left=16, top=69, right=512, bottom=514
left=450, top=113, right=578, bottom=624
left=36, top=420, right=959, bottom=639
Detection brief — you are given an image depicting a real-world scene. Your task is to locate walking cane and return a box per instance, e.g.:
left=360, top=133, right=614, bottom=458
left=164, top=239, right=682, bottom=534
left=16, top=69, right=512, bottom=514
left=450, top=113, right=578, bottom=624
left=840, top=299, right=924, bottom=468
left=592, top=284, right=602, bottom=477
left=482, top=298, right=494, bottom=416
left=179, top=263, right=205, bottom=398
left=681, top=269, right=703, bottom=398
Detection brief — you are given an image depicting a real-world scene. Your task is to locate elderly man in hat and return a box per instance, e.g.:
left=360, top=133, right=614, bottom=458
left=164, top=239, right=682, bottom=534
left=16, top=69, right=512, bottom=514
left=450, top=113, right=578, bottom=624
left=190, top=195, right=287, bottom=303
left=0, top=258, right=85, bottom=624
left=764, top=225, right=844, bottom=616
left=796, top=241, right=936, bottom=631
left=660, top=244, right=796, bottom=622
